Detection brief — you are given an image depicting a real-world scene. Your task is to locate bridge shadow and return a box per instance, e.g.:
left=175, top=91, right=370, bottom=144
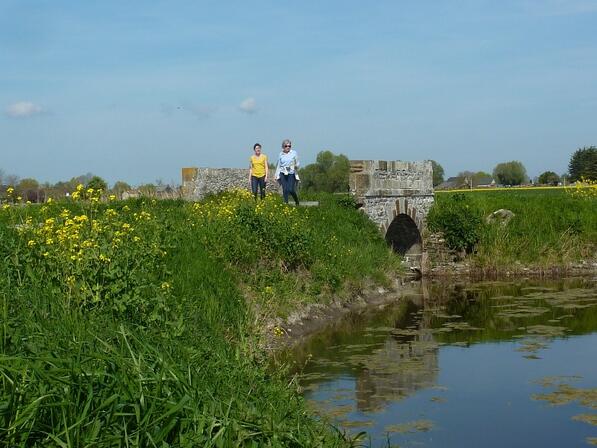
left=385, top=213, right=422, bottom=259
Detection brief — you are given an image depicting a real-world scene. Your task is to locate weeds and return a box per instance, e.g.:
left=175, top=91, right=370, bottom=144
left=0, top=190, right=398, bottom=446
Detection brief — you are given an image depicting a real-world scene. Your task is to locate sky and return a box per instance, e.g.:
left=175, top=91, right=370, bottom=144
left=1, top=0, right=596, bottom=185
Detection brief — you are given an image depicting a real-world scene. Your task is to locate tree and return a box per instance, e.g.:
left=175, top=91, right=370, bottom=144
left=300, top=150, right=351, bottom=193
left=492, top=161, right=528, bottom=186
left=17, top=178, right=39, bottom=191
left=568, top=146, right=597, bottom=182
left=5, top=174, right=19, bottom=187
left=430, top=160, right=444, bottom=187
left=86, top=176, right=108, bottom=193
left=455, top=171, right=492, bottom=188
left=112, top=181, right=132, bottom=198
left=537, top=171, right=560, bottom=186
left=17, top=178, right=41, bottom=202
left=70, top=173, right=94, bottom=187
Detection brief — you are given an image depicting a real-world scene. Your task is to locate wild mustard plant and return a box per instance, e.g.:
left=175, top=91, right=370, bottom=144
left=3, top=187, right=176, bottom=326
left=566, top=176, right=597, bottom=199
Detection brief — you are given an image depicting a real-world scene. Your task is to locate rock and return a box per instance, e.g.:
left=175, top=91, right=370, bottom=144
left=486, top=209, right=515, bottom=226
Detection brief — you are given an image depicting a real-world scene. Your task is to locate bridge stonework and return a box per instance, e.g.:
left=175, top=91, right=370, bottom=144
left=349, top=160, right=434, bottom=267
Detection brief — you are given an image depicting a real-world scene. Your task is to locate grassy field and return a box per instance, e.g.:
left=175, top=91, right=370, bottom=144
left=432, top=187, right=596, bottom=272
left=0, top=189, right=399, bottom=446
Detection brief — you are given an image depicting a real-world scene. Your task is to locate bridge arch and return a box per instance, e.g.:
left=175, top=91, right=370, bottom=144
left=349, top=160, right=434, bottom=268
left=385, top=213, right=422, bottom=256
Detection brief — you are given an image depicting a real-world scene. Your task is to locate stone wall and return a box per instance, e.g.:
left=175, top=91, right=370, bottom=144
left=361, top=196, right=434, bottom=231
left=181, top=167, right=278, bottom=200
left=350, top=160, right=433, bottom=198
left=349, top=160, right=434, bottom=233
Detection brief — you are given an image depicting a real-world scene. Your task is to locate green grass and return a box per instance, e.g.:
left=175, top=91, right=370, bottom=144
left=433, top=189, right=596, bottom=271
left=0, top=193, right=398, bottom=446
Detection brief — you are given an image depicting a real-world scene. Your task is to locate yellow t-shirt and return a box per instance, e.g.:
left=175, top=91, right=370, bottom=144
left=250, top=154, right=268, bottom=178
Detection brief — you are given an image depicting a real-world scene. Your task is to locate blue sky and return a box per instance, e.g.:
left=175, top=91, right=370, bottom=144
left=1, top=0, right=596, bottom=185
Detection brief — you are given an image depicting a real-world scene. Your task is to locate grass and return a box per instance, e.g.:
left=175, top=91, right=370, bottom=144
left=0, top=191, right=399, bottom=446
left=432, top=188, right=596, bottom=272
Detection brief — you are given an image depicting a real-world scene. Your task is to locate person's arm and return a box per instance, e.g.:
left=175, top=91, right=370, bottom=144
left=265, top=156, right=269, bottom=180
left=274, top=154, right=281, bottom=180
left=294, top=151, right=300, bottom=169
left=249, top=158, right=253, bottom=183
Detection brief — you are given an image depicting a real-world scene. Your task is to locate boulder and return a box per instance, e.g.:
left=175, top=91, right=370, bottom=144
left=486, top=209, right=515, bottom=226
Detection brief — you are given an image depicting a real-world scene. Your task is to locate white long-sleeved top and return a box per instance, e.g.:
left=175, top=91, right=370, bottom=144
left=274, top=149, right=300, bottom=179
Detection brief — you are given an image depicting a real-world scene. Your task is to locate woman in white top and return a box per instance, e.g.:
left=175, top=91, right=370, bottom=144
left=274, top=139, right=300, bottom=205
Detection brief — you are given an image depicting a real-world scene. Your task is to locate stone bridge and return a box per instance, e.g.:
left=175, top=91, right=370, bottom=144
left=349, top=160, right=434, bottom=266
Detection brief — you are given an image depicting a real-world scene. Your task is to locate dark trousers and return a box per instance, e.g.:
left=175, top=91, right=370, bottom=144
left=279, top=174, right=299, bottom=205
left=251, top=175, right=266, bottom=200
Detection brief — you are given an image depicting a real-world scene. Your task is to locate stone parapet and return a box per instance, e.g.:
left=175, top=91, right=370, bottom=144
left=350, top=160, right=433, bottom=199
left=182, top=167, right=278, bottom=200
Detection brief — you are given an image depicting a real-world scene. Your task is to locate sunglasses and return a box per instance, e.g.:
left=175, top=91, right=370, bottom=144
left=283, top=145, right=291, bottom=148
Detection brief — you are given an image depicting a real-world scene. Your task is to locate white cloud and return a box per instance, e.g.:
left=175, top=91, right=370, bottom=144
left=5, top=101, right=44, bottom=118
left=239, top=97, right=257, bottom=114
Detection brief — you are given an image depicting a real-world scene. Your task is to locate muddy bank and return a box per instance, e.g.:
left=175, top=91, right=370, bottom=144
left=428, top=259, right=597, bottom=278
left=262, top=262, right=597, bottom=351
left=262, top=276, right=424, bottom=351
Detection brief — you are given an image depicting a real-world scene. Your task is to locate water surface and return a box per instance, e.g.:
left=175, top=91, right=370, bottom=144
left=290, top=278, right=597, bottom=447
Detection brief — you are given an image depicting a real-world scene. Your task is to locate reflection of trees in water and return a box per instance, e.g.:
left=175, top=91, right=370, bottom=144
left=298, top=277, right=596, bottom=415
left=354, top=323, right=438, bottom=412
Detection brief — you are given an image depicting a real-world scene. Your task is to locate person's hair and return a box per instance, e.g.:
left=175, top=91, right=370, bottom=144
left=253, top=143, right=261, bottom=150
left=281, top=139, right=292, bottom=148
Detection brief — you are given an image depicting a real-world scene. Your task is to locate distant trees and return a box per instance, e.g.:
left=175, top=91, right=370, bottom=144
left=112, top=181, right=132, bottom=198
left=430, top=160, right=444, bottom=187
left=457, top=171, right=493, bottom=188
left=86, top=176, right=108, bottom=193
left=493, top=161, right=528, bottom=186
left=537, top=171, right=560, bottom=186
left=300, top=150, right=351, bottom=193
left=17, top=178, right=41, bottom=202
left=568, top=146, right=597, bottom=181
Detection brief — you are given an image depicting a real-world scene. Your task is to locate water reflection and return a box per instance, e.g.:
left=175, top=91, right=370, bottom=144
left=290, top=278, right=597, bottom=447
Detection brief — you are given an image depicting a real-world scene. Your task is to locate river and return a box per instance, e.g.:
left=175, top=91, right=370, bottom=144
left=289, top=277, right=597, bottom=447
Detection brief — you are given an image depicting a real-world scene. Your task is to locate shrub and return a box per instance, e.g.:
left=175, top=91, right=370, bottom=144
left=427, top=194, right=484, bottom=252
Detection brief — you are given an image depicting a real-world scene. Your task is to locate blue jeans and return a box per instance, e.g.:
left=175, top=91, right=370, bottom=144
left=279, top=174, right=299, bottom=205
left=251, top=176, right=266, bottom=200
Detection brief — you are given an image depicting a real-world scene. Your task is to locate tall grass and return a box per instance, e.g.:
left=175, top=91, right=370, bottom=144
left=0, top=192, right=397, bottom=446
left=433, top=189, right=596, bottom=271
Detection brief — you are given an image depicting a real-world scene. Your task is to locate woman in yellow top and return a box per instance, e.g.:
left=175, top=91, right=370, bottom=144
left=249, top=143, right=268, bottom=200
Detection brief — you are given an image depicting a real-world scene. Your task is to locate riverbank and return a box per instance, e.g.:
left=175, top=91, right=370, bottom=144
left=427, top=188, right=596, bottom=276
left=1, top=189, right=594, bottom=445
left=0, top=192, right=401, bottom=446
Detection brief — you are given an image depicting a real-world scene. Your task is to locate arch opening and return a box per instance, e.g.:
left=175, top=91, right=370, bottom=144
left=385, top=213, right=422, bottom=256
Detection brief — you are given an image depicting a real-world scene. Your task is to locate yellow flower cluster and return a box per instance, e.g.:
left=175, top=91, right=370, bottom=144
left=565, top=177, right=597, bottom=199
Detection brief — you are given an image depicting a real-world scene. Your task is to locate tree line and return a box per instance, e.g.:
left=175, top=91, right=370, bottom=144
left=1, top=146, right=595, bottom=200
left=433, top=145, right=596, bottom=188
left=298, top=145, right=596, bottom=192
left=0, top=170, right=171, bottom=203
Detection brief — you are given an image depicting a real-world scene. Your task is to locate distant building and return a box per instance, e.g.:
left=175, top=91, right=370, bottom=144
left=476, top=176, right=496, bottom=188
left=436, top=177, right=464, bottom=190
